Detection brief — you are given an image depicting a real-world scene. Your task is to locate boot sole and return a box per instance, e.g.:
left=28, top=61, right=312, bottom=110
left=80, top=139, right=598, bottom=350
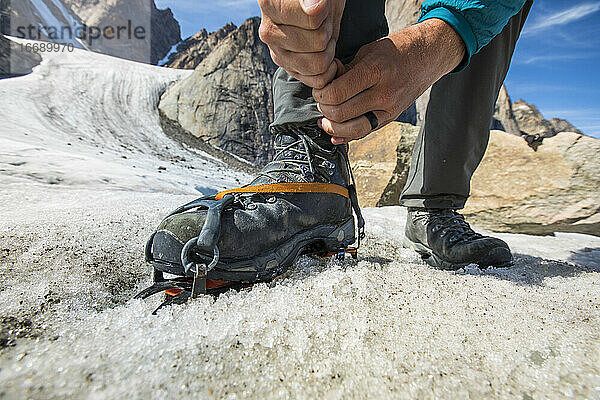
left=402, top=237, right=514, bottom=270
left=154, top=217, right=357, bottom=283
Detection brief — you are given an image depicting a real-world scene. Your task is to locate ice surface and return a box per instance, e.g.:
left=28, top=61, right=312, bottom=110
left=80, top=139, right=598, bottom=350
left=0, top=39, right=250, bottom=196
left=0, top=42, right=599, bottom=399
left=1, top=192, right=598, bottom=399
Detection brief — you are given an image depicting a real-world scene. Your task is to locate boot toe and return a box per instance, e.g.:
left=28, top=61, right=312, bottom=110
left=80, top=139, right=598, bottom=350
left=150, top=211, right=207, bottom=270
left=152, top=230, right=185, bottom=266
left=469, top=237, right=513, bottom=267
left=448, top=236, right=512, bottom=267
left=158, top=212, right=206, bottom=242
left=480, top=246, right=513, bottom=267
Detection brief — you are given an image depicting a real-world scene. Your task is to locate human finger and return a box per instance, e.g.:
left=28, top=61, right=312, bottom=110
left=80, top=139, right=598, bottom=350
left=258, top=0, right=329, bottom=30
left=312, top=59, right=380, bottom=106
left=317, top=87, right=383, bottom=122
left=318, top=110, right=391, bottom=143
left=259, top=14, right=333, bottom=53
left=287, top=60, right=338, bottom=89
left=269, top=36, right=336, bottom=76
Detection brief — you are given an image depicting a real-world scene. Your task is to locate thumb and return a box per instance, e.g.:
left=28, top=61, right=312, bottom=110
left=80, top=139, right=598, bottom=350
left=300, top=0, right=328, bottom=15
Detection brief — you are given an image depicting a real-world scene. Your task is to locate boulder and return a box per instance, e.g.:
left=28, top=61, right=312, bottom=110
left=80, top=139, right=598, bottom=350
left=164, top=23, right=236, bottom=69
left=349, top=123, right=419, bottom=208
left=385, top=0, right=423, bottom=33
left=349, top=122, right=600, bottom=236
left=159, top=18, right=277, bottom=166
left=464, top=130, right=600, bottom=235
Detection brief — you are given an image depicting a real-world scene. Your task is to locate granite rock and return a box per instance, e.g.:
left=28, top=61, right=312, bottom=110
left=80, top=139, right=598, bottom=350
left=159, top=18, right=277, bottom=166
left=349, top=122, right=600, bottom=236
left=164, top=23, right=236, bottom=69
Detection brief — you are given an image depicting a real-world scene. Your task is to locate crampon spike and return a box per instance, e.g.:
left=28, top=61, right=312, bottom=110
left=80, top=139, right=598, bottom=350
left=135, top=269, right=261, bottom=314
left=320, top=247, right=358, bottom=260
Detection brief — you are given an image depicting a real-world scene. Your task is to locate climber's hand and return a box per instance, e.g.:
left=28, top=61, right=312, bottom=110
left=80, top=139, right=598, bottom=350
left=258, top=0, right=346, bottom=89
left=313, top=19, right=466, bottom=144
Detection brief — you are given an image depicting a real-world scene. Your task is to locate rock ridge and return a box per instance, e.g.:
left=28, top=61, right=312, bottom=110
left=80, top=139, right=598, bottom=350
left=163, top=23, right=237, bottom=69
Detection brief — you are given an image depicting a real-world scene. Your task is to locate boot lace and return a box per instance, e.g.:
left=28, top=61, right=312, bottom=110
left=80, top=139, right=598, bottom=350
left=414, top=209, right=482, bottom=246
left=251, top=126, right=335, bottom=184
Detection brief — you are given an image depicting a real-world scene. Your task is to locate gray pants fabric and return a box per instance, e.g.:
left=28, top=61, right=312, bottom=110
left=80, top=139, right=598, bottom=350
left=400, top=1, right=533, bottom=209
left=271, top=0, right=532, bottom=209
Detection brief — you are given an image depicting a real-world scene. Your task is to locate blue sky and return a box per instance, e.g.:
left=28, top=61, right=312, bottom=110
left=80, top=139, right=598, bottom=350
left=156, top=0, right=600, bottom=138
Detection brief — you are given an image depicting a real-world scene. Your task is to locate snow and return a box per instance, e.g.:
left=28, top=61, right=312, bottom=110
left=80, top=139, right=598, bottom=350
left=0, top=41, right=599, bottom=399
left=29, top=0, right=84, bottom=48
left=0, top=38, right=249, bottom=195
left=48, top=0, right=81, bottom=31
left=158, top=40, right=182, bottom=66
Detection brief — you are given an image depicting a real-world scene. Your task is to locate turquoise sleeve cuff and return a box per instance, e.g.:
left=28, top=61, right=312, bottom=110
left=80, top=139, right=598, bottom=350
left=417, top=7, right=477, bottom=72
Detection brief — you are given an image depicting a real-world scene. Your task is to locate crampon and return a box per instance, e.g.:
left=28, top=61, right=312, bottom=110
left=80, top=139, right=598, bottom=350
left=135, top=244, right=358, bottom=315
left=135, top=189, right=361, bottom=315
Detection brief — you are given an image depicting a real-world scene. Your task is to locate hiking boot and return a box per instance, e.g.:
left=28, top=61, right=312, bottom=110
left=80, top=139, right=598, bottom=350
left=142, top=121, right=364, bottom=296
left=403, top=208, right=513, bottom=269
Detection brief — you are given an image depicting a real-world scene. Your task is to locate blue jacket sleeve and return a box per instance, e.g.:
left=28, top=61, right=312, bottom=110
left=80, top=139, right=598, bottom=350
left=418, top=0, right=527, bottom=71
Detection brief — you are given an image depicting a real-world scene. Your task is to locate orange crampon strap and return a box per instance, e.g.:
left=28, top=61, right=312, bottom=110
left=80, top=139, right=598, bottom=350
left=215, top=183, right=350, bottom=200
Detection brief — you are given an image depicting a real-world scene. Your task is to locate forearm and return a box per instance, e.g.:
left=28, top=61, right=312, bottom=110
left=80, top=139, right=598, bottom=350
left=389, top=18, right=466, bottom=83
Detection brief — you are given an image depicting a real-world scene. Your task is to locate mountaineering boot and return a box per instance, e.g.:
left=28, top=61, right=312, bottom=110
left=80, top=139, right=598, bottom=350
left=139, top=121, right=364, bottom=303
left=403, top=208, right=513, bottom=270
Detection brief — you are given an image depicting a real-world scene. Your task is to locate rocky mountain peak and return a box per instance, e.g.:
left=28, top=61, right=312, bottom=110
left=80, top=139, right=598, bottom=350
left=511, top=99, right=555, bottom=137
left=62, top=0, right=181, bottom=64
left=493, top=95, right=583, bottom=144
left=5, top=0, right=180, bottom=64
left=491, top=85, right=521, bottom=134
left=150, top=3, right=181, bottom=64
left=164, top=22, right=237, bottom=69
left=549, top=118, right=581, bottom=135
